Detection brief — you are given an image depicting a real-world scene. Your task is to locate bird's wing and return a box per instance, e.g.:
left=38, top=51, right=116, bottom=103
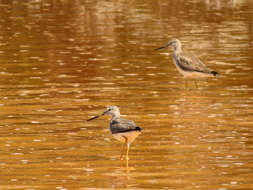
left=110, top=118, right=139, bottom=134
left=176, top=52, right=212, bottom=73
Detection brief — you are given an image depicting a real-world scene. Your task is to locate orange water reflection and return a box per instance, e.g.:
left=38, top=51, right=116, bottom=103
left=0, top=0, right=253, bottom=189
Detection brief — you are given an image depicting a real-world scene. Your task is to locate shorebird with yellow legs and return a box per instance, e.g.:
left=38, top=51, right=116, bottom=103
left=155, top=39, right=218, bottom=88
left=87, top=106, right=142, bottom=168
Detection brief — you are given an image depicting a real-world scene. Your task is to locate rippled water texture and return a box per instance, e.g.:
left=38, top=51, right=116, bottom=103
left=0, top=0, right=253, bottom=189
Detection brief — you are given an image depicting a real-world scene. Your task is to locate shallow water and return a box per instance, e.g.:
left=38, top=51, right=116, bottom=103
left=0, top=0, right=253, bottom=189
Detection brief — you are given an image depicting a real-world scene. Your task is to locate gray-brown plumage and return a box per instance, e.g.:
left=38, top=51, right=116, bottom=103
left=155, top=39, right=218, bottom=79
left=110, top=118, right=141, bottom=134
left=87, top=106, right=141, bottom=167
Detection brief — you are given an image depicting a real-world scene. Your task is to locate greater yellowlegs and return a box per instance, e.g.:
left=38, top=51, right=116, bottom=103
left=155, top=39, right=218, bottom=87
left=87, top=106, right=142, bottom=168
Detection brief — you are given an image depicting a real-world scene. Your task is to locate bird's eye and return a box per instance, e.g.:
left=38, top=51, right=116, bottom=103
left=108, top=108, right=111, bottom=111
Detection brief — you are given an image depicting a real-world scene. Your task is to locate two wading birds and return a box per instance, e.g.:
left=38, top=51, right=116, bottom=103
left=87, top=39, right=218, bottom=168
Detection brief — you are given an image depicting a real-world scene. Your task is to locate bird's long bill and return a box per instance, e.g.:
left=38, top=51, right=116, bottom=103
left=87, top=112, right=105, bottom=121
left=87, top=115, right=101, bottom=121
left=154, top=44, right=169, bottom=51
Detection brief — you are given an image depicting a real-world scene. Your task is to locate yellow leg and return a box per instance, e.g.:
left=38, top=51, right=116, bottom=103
left=120, top=140, right=126, bottom=160
left=126, top=143, right=130, bottom=168
left=184, top=80, right=188, bottom=89
left=194, top=80, right=198, bottom=88
left=120, top=136, right=127, bottom=160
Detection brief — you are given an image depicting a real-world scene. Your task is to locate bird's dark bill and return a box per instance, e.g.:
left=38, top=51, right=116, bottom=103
left=154, top=45, right=168, bottom=51
left=87, top=115, right=100, bottom=121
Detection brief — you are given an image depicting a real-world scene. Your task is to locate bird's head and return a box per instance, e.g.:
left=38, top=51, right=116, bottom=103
left=87, top=106, right=120, bottom=121
left=155, top=38, right=182, bottom=51
left=102, top=106, right=120, bottom=116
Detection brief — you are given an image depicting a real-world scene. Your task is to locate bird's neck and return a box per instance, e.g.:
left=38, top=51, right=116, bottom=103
left=110, top=113, right=120, bottom=120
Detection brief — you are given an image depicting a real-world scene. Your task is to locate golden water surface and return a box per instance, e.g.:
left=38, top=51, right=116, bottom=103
left=0, top=0, right=253, bottom=189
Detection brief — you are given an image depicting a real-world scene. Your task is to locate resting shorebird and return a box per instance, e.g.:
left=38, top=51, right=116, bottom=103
left=87, top=106, right=141, bottom=168
left=155, top=39, right=218, bottom=87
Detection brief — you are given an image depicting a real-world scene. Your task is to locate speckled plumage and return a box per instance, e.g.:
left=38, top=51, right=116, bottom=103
left=110, top=118, right=140, bottom=134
